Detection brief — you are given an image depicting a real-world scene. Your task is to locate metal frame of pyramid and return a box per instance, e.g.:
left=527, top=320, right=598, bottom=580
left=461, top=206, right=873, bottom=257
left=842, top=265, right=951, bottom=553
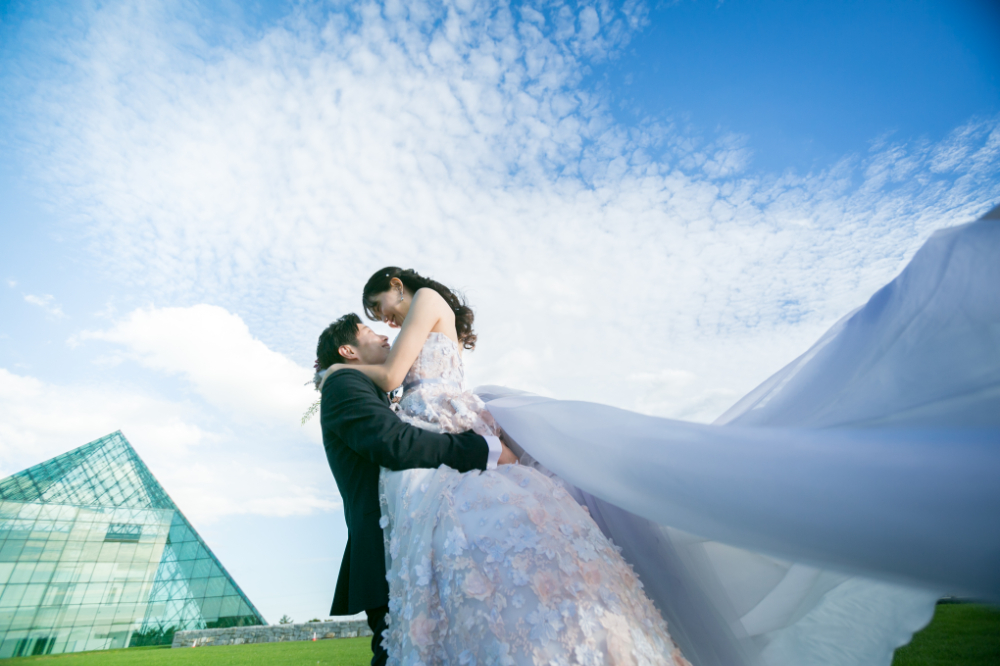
left=0, top=431, right=265, bottom=657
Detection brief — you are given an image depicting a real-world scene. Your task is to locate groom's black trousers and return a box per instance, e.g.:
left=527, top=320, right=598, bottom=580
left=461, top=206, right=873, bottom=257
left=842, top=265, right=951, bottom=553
left=366, top=605, right=389, bottom=666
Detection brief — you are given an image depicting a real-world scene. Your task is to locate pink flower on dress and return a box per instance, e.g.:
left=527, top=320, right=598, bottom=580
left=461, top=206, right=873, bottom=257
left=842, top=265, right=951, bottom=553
left=463, top=568, right=494, bottom=601
left=408, top=612, right=437, bottom=648
left=527, top=506, right=547, bottom=526
left=581, top=562, right=602, bottom=587
left=531, top=569, right=560, bottom=606
left=601, top=612, right=636, bottom=666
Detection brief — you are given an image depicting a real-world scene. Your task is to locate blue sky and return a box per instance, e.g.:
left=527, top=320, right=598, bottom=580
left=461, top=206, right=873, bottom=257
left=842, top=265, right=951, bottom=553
left=1, top=0, right=998, bottom=624
left=599, top=0, right=1000, bottom=172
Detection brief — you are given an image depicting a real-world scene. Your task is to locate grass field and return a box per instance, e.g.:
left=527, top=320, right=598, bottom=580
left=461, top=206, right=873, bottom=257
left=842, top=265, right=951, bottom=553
left=4, top=638, right=372, bottom=665
left=892, top=604, right=1000, bottom=666
left=5, top=604, right=997, bottom=664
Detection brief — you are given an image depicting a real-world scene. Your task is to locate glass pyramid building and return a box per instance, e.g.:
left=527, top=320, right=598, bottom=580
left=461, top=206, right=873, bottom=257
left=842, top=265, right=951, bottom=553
left=0, top=431, right=265, bottom=657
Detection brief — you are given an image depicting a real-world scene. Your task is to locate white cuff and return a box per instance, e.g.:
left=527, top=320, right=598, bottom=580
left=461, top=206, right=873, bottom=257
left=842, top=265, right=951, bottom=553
left=484, top=435, right=502, bottom=470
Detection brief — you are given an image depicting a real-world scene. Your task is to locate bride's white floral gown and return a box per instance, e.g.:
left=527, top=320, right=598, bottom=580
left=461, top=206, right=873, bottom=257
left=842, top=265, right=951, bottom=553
left=379, top=333, right=690, bottom=666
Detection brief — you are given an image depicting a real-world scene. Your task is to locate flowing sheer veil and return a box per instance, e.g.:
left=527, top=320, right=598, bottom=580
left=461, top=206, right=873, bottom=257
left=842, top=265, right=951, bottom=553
left=477, top=206, right=1000, bottom=666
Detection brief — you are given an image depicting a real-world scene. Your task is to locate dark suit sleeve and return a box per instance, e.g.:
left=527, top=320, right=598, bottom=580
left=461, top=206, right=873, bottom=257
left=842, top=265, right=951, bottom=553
left=321, top=369, right=489, bottom=472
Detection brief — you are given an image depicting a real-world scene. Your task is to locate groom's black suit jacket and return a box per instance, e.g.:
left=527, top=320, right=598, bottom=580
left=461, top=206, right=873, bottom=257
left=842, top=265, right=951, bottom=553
left=320, top=368, right=490, bottom=615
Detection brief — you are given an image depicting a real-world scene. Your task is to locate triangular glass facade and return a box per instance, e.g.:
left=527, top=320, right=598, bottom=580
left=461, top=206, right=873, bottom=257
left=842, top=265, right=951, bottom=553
left=0, top=432, right=264, bottom=657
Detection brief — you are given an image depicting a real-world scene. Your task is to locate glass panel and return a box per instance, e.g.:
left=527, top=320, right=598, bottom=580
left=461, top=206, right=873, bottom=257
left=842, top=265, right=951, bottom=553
left=50, top=521, right=74, bottom=536
left=33, top=607, right=60, bottom=627
left=133, top=544, right=155, bottom=564
left=81, top=582, right=107, bottom=605
left=114, top=604, right=138, bottom=622
left=176, top=558, right=198, bottom=579
left=92, top=563, right=114, bottom=582
left=30, top=561, right=56, bottom=583
left=175, top=541, right=198, bottom=561
left=219, top=595, right=239, bottom=617
left=119, top=582, right=143, bottom=604
left=0, top=540, right=26, bottom=561
left=64, top=582, right=85, bottom=606
left=72, top=605, right=98, bottom=626
left=39, top=540, right=65, bottom=561
left=168, top=522, right=194, bottom=544
left=41, top=582, right=70, bottom=606
left=9, top=562, right=36, bottom=584
left=115, top=543, right=137, bottom=563
left=50, top=566, right=74, bottom=584
left=97, top=543, right=121, bottom=563
left=95, top=604, right=116, bottom=623
left=7, top=610, right=33, bottom=630
left=56, top=605, right=78, bottom=626
left=31, top=523, right=55, bottom=540
left=0, top=584, right=25, bottom=608
left=200, top=596, right=222, bottom=618
left=186, top=578, right=208, bottom=598
left=0, top=636, right=24, bottom=659
left=22, top=539, right=46, bottom=559
left=20, top=582, right=46, bottom=606
left=191, top=559, right=211, bottom=578
left=74, top=562, right=96, bottom=584
left=205, top=577, right=225, bottom=597
left=78, top=542, right=102, bottom=561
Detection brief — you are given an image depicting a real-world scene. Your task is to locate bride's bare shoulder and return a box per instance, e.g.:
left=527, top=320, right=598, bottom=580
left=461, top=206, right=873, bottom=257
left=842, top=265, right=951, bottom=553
left=412, top=287, right=458, bottom=339
left=412, top=287, right=451, bottom=313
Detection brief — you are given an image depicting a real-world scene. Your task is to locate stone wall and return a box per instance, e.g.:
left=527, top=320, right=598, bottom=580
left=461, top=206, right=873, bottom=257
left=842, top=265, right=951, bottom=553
left=171, top=619, right=372, bottom=648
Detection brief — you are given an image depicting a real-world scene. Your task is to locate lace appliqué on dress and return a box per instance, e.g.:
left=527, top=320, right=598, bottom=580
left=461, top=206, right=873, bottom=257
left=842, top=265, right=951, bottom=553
left=395, top=333, right=498, bottom=437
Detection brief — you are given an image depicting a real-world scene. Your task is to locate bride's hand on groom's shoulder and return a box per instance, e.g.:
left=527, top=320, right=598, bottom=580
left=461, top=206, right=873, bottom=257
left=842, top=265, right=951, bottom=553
left=315, top=364, right=349, bottom=392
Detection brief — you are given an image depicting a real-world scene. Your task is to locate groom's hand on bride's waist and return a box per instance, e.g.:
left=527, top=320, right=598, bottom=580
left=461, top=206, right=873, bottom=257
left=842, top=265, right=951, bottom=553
left=498, top=441, right=518, bottom=466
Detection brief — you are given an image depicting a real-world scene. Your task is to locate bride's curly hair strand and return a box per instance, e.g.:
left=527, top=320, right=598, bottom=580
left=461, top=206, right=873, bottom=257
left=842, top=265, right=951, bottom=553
left=363, top=267, right=477, bottom=350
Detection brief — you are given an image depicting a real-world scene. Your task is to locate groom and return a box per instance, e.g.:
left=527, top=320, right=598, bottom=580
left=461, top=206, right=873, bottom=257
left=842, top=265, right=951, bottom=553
left=317, top=313, right=515, bottom=665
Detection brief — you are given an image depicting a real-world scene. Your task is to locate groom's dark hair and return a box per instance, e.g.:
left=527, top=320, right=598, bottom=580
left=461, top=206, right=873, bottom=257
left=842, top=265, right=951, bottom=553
left=317, top=313, right=363, bottom=370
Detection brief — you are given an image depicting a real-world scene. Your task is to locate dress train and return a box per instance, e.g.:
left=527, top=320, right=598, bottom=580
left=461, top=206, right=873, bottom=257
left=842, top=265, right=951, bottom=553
left=480, top=206, right=1000, bottom=665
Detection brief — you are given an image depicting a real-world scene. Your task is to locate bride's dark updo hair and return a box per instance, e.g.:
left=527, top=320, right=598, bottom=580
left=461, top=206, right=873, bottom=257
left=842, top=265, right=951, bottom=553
left=363, top=267, right=477, bottom=350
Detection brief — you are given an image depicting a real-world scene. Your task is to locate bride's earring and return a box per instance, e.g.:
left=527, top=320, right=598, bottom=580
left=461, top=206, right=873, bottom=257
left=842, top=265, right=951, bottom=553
left=398, top=290, right=404, bottom=303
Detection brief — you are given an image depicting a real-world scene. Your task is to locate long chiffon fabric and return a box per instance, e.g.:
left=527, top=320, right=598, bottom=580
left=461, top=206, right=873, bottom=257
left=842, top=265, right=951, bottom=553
left=478, top=207, right=1000, bottom=666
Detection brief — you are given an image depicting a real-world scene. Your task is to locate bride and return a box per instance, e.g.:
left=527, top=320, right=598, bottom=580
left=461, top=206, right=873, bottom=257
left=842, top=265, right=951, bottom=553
left=323, top=267, right=692, bottom=665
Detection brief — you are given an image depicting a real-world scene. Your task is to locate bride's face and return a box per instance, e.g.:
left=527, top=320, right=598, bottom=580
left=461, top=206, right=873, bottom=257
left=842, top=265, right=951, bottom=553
left=369, top=280, right=411, bottom=329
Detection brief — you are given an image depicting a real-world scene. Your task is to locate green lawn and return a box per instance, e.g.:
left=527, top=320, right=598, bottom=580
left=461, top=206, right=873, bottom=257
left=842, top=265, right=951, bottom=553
left=4, top=638, right=372, bottom=665
left=892, top=604, right=1000, bottom=666
left=4, top=604, right=996, bottom=664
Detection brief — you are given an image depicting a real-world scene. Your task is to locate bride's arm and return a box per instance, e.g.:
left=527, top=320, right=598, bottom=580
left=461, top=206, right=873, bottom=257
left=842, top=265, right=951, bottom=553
left=333, top=288, right=452, bottom=391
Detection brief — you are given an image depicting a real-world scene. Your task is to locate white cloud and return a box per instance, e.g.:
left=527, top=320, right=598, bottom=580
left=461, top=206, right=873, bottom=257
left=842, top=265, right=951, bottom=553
left=6, top=280, right=16, bottom=288
left=0, top=364, right=338, bottom=524
left=24, top=293, right=66, bottom=318
left=79, top=304, right=315, bottom=425
left=0, top=368, right=203, bottom=473
left=11, top=0, right=1000, bottom=426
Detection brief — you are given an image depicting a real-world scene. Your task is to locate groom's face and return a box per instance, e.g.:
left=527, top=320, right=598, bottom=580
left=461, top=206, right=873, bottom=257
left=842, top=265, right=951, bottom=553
left=349, top=324, right=391, bottom=365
